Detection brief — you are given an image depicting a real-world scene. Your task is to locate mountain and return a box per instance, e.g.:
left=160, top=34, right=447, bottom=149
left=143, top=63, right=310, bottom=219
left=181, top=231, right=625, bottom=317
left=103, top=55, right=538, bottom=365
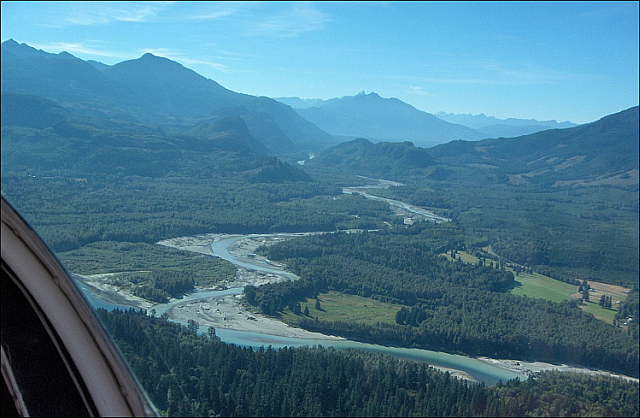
left=428, top=106, right=639, bottom=187
left=304, top=107, right=638, bottom=187
left=182, top=115, right=271, bottom=157
left=0, top=92, right=310, bottom=183
left=0, top=39, right=336, bottom=156
left=304, top=138, right=438, bottom=181
left=294, top=92, right=487, bottom=147
left=101, top=52, right=243, bottom=117
left=0, top=39, right=137, bottom=115
left=0, top=90, right=71, bottom=129
left=434, top=112, right=577, bottom=138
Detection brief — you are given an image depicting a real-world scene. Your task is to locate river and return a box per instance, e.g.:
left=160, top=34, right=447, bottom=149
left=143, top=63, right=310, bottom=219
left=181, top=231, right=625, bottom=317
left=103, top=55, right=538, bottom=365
left=78, top=231, right=526, bottom=385
left=76, top=185, right=531, bottom=385
left=342, top=176, right=451, bottom=223
left=166, top=233, right=526, bottom=386
left=76, top=181, right=636, bottom=386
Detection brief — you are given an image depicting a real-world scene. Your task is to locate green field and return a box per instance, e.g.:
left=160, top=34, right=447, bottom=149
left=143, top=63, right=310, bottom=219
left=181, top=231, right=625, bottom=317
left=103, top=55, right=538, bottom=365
left=280, top=291, right=401, bottom=326
left=510, top=271, right=578, bottom=303
left=580, top=300, right=619, bottom=323
left=441, top=251, right=626, bottom=324
left=287, top=252, right=628, bottom=328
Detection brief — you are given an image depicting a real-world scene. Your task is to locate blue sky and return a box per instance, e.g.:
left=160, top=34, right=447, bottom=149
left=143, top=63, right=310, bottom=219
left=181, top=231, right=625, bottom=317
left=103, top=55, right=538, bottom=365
left=1, top=1, right=638, bottom=124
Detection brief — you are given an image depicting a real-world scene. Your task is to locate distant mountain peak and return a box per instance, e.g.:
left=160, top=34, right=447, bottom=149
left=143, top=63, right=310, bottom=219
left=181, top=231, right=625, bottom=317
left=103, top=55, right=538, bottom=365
left=1, top=39, right=80, bottom=62
left=1, top=38, right=45, bottom=57
left=140, top=52, right=160, bottom=59
left=294, top=92, right=486, bottom=147
left=434, top=111, right=577, bottom=137
left=57, top=51, right=77, bottom=60
left=109, top=52, right=190, bottom=75
left=136, top=52, right=178, bottom=65
left=355, top=91, right=380, bottom=99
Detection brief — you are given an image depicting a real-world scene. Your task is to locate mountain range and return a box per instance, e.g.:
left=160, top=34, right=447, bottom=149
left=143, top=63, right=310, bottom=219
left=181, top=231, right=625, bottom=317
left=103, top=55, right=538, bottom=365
left=276, top=94, right=578, bottom=143
left=2, top=39, right=638, bottom=189
left=305, top=106, right=638, bottom=187
left=289, top=92, right=487, bottom=148
left=428, top=106, right=639, bottom=187
left=0, top=91, right=310, bottom=182
left=5, top=39, right=573, bottom=156
left=434, top=112, right=577, bottom=138
left=0, top=39, right=334, bottom=156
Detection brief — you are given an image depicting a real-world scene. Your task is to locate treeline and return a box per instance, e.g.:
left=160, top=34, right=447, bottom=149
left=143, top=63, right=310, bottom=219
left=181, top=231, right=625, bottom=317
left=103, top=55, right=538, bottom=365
left=616, top=289, right=639, bottom=340
left=132, top=271, right=194, bottom=303
left=246, top=227, right=639, bottom=377
left=97, top=308, right=639, bottom=417
left=369, top=180, right=639, bottom=288
left=57, top=241, right=237, bottom=288
left=1, top=174, right=390, bottom=252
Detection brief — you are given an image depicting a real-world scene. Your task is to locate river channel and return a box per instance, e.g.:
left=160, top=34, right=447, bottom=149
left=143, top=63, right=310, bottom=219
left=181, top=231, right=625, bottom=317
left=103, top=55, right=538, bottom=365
left=76, top=188, right=530, bottom=386
left=149, top=233, right=525, bottom=386
left=76, top=180, right=637, bottom=386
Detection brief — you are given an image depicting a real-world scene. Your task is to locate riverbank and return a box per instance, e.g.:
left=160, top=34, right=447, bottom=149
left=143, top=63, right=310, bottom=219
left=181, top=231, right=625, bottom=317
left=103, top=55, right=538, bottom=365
left=166, top=292, right=345, bottom=341
left=478, top=357, right=639, bottom=383
left=159, top=234, right=345, bottom=341
left=76, top=232, right=638, bottom=385
left=74, top=272, right=156, bottom=310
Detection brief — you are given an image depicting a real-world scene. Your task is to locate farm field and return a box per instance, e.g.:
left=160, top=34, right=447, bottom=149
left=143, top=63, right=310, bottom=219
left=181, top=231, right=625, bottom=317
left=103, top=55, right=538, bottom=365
left=441, top=251, right=629, bottom=324
left=279, top=291, right=402, bottom=327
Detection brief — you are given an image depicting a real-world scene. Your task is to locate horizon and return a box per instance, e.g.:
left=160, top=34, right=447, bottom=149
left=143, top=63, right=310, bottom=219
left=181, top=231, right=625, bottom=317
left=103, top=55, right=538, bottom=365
left=1, top=1, right=638, bottom=125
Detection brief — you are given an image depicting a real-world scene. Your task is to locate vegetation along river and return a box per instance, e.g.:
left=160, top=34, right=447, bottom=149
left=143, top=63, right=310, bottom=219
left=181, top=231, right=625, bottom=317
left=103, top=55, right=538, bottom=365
left=179, top=234, right=527, bottom=386
left=77, top=179, right=636, bottom=386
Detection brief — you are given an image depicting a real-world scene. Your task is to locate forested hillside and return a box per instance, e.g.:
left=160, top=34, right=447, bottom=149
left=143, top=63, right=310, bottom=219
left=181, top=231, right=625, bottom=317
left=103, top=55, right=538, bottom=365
left=428, top=106, right=639, bottom=186
left=305, top=138, right=437, bottom=180
left=246, top=226, right=639, bottom=377
left=98, top=308, right=639, bottom=417
left=1, top=40, right=337, bottom=155
left=0, top=93, right=314, bottom=180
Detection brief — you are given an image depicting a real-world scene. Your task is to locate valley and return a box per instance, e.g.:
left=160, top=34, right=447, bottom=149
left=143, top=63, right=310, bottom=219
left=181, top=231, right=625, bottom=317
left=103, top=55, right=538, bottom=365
left=73, top=230, right=637, bottom=386
left=2, top=36, right=638, bottom=417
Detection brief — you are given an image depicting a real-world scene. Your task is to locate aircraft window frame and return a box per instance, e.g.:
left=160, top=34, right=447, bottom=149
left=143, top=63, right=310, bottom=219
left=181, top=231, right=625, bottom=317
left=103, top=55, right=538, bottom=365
left=1, top=195, right=158, bottom=417
left=2, top=260, right=96, bottom=416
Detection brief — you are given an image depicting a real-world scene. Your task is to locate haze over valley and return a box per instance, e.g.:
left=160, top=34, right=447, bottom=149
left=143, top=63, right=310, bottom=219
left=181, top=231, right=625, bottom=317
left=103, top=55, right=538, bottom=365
left=1, top=34, right=638, bottom=417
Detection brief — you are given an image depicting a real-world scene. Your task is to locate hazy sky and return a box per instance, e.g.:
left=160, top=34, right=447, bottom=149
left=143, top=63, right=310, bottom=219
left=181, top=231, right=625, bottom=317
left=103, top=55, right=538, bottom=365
left=1, top=1, right=638, bottom=124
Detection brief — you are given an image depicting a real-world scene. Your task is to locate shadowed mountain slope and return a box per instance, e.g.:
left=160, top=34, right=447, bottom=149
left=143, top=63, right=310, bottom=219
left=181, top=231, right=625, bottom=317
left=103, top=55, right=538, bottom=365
left=428, top=106, right=639, bottom=187
left=0, top=40, right=335, bottom=156
left=305, top=138, right=438, bottom=181
left=1, top=92, right=309, bottom=183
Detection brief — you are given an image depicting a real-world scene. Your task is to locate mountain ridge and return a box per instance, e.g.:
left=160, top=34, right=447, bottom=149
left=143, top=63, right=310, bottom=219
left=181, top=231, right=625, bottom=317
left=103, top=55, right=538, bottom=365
left=294, top=92, right=488, bottom=148
left=434, top=111, right=577, bottom=138
left=0, top=92, right=311, bottom=183
left=305, top=138, right=439, bottom=181
left=0, top=40, right=336, bottom=156
left=428, top=106, right=639, bottom=187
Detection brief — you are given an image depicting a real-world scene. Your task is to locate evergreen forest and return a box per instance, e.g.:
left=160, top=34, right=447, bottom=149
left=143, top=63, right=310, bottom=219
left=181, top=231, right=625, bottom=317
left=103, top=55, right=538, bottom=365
left=98, top=308, right=639, bottom=417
